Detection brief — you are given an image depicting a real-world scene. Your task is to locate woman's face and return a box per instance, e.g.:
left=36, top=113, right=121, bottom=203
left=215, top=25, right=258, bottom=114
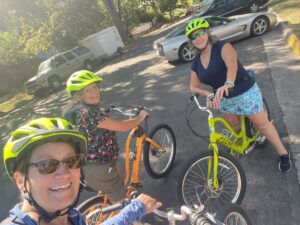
left=26, top=142, right=81, bottom=213
left=82, top=82, right=101, bottom=105
left=191, top=29, right=209, bottom=50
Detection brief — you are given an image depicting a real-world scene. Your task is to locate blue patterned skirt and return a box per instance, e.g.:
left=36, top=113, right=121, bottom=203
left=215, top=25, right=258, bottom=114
left=220, top=83, right=263, bottom=115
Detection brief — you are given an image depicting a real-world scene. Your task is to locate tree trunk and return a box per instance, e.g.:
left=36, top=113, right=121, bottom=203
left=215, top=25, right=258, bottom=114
left=102, top=0, right=128, bottom=43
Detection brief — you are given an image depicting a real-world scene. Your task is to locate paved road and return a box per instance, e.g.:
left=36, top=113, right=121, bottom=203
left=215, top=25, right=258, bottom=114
left=1, top=22, right=300, bottom=225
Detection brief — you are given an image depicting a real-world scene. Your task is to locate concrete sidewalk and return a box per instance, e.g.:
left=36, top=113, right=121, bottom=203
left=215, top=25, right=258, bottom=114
left=262, top=27, right=300, bottom=181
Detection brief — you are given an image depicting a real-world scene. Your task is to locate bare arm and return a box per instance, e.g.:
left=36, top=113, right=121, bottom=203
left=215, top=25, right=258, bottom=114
left=97, top=110, right=148, bottom=132
left=215, top=43, right=238, bottom=101
left=221, top=42, right=238, bottom=83
left=190, top=71, right=212, bottom=97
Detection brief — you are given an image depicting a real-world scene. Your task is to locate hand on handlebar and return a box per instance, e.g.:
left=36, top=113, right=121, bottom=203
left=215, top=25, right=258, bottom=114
left=138, top=109, right=149, bottom=121
left=206, top=93, right=220, bottom=110
left=214, top=84, right=232, bottom=102
left=138, top=194, right=162, bottom=214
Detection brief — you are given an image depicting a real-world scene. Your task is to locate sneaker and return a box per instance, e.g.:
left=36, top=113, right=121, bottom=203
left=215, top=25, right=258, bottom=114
left=278, top=153, right=292, bottom=173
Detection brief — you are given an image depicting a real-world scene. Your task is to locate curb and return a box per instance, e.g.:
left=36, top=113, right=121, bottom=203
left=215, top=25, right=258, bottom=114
left=271, top=8, right=300, bottom=57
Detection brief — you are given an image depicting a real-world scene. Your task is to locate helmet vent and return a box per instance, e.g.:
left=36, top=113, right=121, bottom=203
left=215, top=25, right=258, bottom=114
left=31, top=124, right=42, bottom=129
left=51, top=119, right=58, bottom=128
left=11, top=133, right=27, bottom=142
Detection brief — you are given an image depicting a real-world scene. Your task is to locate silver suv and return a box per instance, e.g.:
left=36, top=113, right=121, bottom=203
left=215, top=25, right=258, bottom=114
left=24, top=46, right=95, bottom=96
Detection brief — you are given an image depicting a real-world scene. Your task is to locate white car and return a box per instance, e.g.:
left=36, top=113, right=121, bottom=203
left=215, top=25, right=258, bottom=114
left=153, top=12, right=278, bottom=63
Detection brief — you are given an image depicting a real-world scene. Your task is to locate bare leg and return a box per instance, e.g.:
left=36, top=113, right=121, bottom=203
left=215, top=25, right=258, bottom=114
left=223, top=114, right=241, bottom=132
left=247, top=110, right=288, bottom=156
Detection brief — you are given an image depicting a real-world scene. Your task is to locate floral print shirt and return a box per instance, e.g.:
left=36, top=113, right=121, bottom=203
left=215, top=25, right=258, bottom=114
left=73, top=103, right=119, bottom=163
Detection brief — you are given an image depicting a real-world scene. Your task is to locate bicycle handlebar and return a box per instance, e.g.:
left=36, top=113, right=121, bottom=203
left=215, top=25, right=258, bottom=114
left=190, top=94, right=213, bottom=117
left=105, top=105, right=152, bottom=118
left=154, top=206, right=224, bottom=225
left=86, top=196, right=224, bottom=225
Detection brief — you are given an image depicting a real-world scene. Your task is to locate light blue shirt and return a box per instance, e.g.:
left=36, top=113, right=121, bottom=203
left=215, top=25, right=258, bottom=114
left=0, top=199, right=146, bottom=225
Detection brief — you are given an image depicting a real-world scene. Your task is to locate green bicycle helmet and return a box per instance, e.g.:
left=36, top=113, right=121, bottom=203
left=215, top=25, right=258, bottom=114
left=3, top=117, right=87, bottom=179
left=185, top=18, right=210, bottom=38
left=66, top=70, right=103, bottom=96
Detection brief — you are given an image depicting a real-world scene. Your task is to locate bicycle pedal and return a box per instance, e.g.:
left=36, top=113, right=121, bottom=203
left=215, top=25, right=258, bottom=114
left=245, top=143, right=255, bottom=154
left=131, top=182, right=144, bottom=189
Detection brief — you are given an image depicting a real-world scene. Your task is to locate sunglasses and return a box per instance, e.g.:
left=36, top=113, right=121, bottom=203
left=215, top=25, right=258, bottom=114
left=189, top=30, right=206, bottom=41
left=29, top=154, right=84, bottom=175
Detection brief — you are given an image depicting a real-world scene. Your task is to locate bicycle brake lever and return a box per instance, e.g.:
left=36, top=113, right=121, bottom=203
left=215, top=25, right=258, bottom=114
left=189, top=94, right=199, bottom=102
left=105, top=105, right=115, bottom=113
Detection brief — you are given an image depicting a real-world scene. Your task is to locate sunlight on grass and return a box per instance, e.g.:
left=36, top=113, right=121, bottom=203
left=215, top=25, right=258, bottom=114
left=0, top=93, right=33, bottom=113
left=270, top=0, right=300, bottom=37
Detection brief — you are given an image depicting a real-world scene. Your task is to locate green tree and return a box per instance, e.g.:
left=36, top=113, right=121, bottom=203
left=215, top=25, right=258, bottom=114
left=0, top=32, right=22, bottom=66
left=158, top=0, right=178, bottom=20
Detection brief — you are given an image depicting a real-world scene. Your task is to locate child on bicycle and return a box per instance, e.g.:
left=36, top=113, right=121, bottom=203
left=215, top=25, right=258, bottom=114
left=186, top=18, right=291, bottom=172
left=1, top=117, right=161, bottom=225
left=63, top=70, right=149, bottom=202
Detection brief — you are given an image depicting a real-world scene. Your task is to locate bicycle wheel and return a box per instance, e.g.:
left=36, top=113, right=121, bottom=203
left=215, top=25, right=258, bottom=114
left=143, top=124, right=176, bottom=178
left=215, top=203, right=252, bottom=225
left=77, top=195, right=112, bottom=225
left=245, top=97, right=270, bottom=144
left=177, top=151, right=246, bottom=213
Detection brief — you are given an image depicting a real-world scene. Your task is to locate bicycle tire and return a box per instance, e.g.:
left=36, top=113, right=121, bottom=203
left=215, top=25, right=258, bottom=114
left=245, top=97, right=270, bottom=144
left=77, top=195, right=112, bottom=225
left=143, top=124, right=176, bottom=178
left=215, top=203, right=252, bottom=225
left=177, top=151, right=246, bottom=213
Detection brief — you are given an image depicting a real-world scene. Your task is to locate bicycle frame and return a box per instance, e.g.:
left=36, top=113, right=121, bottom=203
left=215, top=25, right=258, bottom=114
left=192, top=96, right=261, bottom=189
left=124, top=125, right=164, bottom=190
left=210, top=116, right=260, bottom=155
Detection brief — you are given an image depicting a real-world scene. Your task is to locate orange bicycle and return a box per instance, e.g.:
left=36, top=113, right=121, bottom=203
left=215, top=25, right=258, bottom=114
left=76, top=105, right=176, bottom=225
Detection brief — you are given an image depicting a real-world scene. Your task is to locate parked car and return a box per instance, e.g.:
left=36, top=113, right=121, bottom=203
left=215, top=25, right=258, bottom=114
left=195, top=0, right=269, bottom=17
left=24, top=46, right=95, bottom=96
left=153, top=12, right=277, bottom=63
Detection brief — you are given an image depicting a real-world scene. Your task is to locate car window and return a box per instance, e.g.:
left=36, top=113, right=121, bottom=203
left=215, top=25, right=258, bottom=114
left=63, top=52, right=76, bottom=60
left=212, top=0, right=227, bottom=9
left=54, top=55, right=67, bottom=67
left=37, top=58, right=53, bottom=74
left=72, top=46, right=90, bottom=56
left=207, top=17, right=233, bottom=27
left=165, top=23, right=187, bottom=38
left=201, top=0, right=214, bottom=11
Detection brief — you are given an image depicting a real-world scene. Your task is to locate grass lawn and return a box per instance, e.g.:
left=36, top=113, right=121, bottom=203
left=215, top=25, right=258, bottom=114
left=270, top=0, right=300, bottom=38
left=0, top=93, right=33, bottom=113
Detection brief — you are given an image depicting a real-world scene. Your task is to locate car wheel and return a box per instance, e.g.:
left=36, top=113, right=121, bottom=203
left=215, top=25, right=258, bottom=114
left=249, top=2, right=259, bottom=13
left=48, top=76, right=61, bottom=91
left=178, top=42, right=196, bottom=63
left=84, top=60, right=94, bottom=71
left=251, top=16, right=269, bottom=37
left=117, top=47, right=124, bottom=55
left=33, top=89, right=46, bottom=98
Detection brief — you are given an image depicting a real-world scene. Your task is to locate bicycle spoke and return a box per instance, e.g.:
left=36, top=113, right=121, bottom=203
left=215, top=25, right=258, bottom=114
left=181, top=154, right=244, bottom=213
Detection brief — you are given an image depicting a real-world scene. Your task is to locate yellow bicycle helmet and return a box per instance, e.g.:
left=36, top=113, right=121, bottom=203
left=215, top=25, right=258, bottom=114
left=3, top=117, right=87, bottom=179
left=185, top=18, right=210, bottom=38
left=66, top=70, right=103, bottom=96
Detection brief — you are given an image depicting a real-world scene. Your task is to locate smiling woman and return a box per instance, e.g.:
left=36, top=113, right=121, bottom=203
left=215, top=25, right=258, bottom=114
left=1, top=117, right=161, bottom=225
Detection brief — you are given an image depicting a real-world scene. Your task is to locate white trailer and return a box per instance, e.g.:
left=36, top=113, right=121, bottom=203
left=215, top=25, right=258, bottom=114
left=79, top=26, right=124, bottom=61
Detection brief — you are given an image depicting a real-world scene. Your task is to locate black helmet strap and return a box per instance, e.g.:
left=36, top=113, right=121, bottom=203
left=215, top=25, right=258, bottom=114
left=23, top=178, right=80, bottom=223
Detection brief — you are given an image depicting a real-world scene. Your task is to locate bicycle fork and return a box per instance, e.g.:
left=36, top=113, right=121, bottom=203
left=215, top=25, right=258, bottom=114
left=208, top=143, right=220, bottom=189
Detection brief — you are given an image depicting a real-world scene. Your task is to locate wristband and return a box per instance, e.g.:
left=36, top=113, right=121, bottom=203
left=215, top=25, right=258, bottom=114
left=224, top=80, right=235, bottom=88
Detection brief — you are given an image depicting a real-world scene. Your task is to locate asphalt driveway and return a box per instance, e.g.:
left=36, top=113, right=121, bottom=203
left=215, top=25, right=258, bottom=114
left=1, top=21, right=300, bottom=225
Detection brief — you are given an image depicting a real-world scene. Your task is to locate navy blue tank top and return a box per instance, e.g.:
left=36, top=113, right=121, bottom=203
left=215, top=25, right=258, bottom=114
left=191, top=41, right=254, bottom=98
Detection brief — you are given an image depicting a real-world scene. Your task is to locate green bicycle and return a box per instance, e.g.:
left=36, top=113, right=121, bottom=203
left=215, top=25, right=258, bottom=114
left=178, top=94, right=270, bottom=213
